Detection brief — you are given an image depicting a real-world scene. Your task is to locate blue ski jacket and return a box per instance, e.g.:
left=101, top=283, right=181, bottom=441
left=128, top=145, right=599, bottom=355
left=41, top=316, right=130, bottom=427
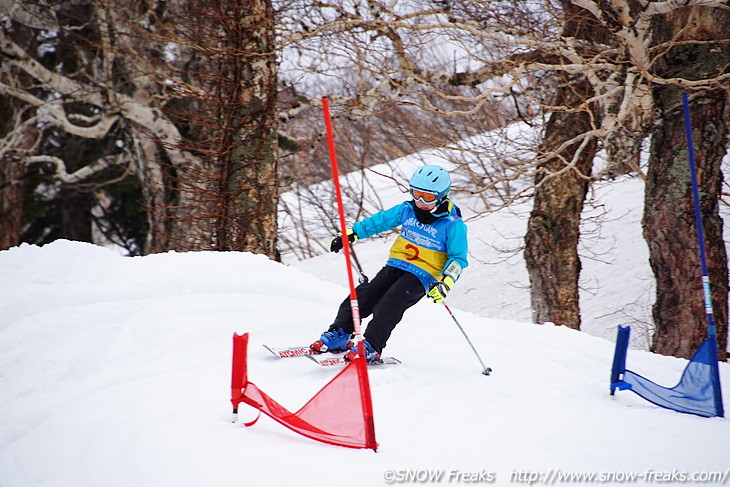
left=352, top=200, right=468, bottom=291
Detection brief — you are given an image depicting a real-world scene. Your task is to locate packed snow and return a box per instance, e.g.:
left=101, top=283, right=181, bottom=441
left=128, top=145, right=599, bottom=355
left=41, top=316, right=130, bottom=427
left=1, top=237, right=729, bottom=487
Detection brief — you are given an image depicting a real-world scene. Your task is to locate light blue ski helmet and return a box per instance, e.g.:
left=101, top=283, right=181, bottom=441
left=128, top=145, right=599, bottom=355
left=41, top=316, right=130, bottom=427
left=409, top=165, right=451, bottom=203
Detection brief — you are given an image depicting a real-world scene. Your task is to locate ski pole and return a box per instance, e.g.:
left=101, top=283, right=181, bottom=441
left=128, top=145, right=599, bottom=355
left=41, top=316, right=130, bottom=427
left=350, top=247, right=369, bottom=284
left=443, top=303, right=492, bottom=375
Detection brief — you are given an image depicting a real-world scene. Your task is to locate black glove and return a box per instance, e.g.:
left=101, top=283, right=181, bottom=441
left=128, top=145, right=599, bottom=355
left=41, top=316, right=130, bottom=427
left=329, top=229, right=357, bottom=253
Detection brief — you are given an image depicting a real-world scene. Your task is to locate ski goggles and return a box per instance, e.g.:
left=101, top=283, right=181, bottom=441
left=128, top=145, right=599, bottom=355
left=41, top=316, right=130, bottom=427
left=410, top=188, right=439, bottom=204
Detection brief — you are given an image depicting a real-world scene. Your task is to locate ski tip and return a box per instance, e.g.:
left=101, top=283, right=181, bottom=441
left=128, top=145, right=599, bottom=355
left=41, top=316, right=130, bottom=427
left=262, top=344, right=317, bottom=358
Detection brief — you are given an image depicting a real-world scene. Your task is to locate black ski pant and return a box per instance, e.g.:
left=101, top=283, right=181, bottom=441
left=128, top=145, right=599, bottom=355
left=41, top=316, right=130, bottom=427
left=330, top=266, right=425, bottom=353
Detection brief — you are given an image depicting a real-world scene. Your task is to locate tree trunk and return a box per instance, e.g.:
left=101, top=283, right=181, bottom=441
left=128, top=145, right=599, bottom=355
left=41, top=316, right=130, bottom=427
left=523, top=2, right=610, bottom=330
left=114, top=0, right=279, bottom=258
left=643, top=7, right=729, bottom=360
left=213, top=0, right=279, bottom=258
left=0, top=94, right=36, bottom=250
left=524, top=78, right=597, bottom=329
left=0, top=160, right=25, bottom=250
left=643, top=92, right=728, bottom=360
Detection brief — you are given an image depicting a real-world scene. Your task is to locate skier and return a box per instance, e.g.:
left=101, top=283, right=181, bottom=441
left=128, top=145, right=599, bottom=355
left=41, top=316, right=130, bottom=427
left=310, top=164, right=468, bottom=362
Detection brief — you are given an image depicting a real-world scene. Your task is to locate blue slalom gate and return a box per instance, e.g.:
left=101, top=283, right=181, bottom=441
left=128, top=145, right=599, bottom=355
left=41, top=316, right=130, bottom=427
left=609, top=94, right=724, bottom=418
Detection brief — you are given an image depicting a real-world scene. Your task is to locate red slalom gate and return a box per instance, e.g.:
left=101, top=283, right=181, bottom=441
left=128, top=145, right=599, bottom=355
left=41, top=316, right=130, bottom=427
left=229, top=98, right=377, bottom=450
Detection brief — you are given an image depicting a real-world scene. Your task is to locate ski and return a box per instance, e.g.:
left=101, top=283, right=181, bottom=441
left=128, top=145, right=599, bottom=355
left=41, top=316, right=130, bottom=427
left=263, top=344, right=319, bottom=358
left=307, top=354, right=401, bottom=367
left=263, top=344, right=400, bottom=366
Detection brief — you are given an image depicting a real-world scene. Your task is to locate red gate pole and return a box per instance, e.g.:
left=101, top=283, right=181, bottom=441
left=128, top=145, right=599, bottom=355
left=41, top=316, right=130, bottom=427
left=321, top=97, right=377, bottom=450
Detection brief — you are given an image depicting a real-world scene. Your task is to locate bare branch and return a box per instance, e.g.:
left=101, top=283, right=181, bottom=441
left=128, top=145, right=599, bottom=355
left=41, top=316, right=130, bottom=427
left=24, top=153, right=129, bottom=185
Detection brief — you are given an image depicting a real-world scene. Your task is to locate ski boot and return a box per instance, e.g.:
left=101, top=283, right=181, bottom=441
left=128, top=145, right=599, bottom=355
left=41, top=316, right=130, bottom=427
left=310, top=327, right=350, bottom=353
left=343, top=339, right=380, bottom=362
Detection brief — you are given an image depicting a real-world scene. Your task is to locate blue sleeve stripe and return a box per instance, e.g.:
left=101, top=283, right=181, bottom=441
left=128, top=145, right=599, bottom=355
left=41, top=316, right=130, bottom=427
left=352, top=203, right=405, bottom=239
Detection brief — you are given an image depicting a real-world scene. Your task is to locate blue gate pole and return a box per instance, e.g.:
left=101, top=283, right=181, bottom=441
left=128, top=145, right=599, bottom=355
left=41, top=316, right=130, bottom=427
left=682, top=93, right=724, bottom=417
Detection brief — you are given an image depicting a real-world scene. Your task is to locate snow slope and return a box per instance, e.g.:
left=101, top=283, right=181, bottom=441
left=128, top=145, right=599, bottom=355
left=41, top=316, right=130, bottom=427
left=1, top=240, right=729, bottom=487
